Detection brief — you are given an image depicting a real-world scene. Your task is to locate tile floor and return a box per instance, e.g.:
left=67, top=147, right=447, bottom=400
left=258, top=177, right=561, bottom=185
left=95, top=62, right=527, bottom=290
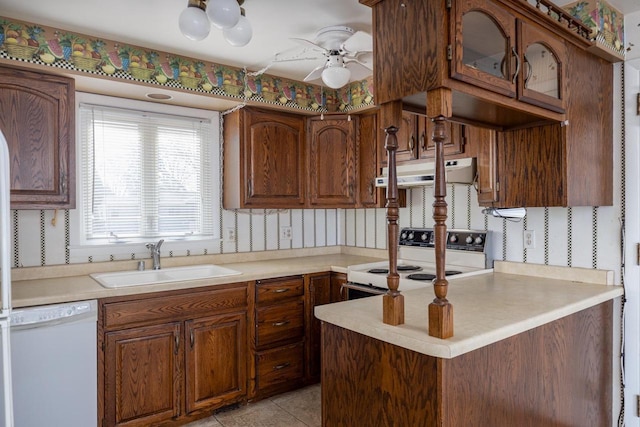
left=185, top=384, right=321, bottom=427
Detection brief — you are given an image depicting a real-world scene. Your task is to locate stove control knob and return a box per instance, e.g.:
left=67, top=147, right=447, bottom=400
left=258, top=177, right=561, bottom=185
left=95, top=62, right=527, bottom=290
left=401, top=231, right=408, bottom=240
left=474, top=236, right=484, bottom=245
left=421, top=232, right=429, bottom=241
left=449, top=234, right=458, bottom=243
left=408, top=232, right=414, bottom=240
left=465, top=235, right=474, bottom=244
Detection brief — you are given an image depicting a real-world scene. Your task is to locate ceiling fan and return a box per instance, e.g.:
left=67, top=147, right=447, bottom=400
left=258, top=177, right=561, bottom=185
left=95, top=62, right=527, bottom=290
left=276, top=25, right=373, bottom=89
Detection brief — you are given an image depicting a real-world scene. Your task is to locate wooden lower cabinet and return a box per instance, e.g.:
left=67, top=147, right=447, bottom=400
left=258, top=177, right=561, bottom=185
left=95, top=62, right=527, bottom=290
left=250, top=276, right=306, bottom=400
left=185, top=312, right=247, bottom=414
left=104, top=323, right=181, bottom=427
left=99, top=283, right=248, bottom=426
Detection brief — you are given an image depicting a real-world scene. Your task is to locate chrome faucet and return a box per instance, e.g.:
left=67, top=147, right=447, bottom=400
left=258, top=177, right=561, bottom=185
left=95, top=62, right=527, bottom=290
left=145, top=239, right=164, bottom=270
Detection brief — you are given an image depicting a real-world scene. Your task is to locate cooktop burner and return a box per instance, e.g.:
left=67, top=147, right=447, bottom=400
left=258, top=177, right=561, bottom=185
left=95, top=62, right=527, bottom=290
left=406, top=270, right=464, bottom=281
left=406, top=273, right=436, bottom=281
left=368, top=268, right=389, bottom=274
left=397, top=265, right=422, bottom=272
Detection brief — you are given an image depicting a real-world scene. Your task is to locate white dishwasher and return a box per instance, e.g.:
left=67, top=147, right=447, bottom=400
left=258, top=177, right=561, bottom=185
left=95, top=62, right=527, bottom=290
left=1, top=300, right=98, bottom=427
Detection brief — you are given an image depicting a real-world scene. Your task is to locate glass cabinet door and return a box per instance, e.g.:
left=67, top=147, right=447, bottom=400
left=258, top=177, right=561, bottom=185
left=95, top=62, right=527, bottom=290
left=451, top=0, right=516, bottom=97
left=518, top=20, right=566, bottom=113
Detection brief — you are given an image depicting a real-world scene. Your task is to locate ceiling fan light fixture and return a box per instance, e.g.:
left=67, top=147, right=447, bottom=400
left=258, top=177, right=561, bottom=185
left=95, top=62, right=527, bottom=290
left=178, top=0, right=211, bottom=41
left=223, top=8, right=252, bottom=47
left=322, top=66, right=351, bottom=89
left=207, top=0, right=241, bottom=30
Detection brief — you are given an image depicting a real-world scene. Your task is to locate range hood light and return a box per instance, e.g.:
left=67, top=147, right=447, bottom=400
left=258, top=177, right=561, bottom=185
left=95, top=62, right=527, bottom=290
left=482, top=207, right=527, bottom=219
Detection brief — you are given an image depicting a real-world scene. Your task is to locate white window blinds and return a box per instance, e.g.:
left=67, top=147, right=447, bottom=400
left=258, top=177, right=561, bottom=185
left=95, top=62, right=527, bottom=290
left=79, top=103, right=215, bottom=244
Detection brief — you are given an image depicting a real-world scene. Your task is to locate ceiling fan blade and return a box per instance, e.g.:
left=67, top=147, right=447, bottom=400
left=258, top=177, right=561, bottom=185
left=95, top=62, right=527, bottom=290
left=341, top=31, right=373, bottom=55
left=303, top=64, right=326, bottom=82
left=345, top=57, right=373, bottom=71
left=345, top=60, right=373, bottom=75
left=290, top=37, right=328, bottom=53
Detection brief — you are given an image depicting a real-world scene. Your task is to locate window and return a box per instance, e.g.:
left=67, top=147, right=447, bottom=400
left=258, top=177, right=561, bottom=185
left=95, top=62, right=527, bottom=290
left=78, top=98, right=218, bottom=245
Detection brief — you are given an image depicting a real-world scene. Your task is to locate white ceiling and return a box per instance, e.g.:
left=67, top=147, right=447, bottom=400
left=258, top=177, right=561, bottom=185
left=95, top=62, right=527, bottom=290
left=2, top=0, right=638, bottom=105
left=1, top=0, right=373, bottom=84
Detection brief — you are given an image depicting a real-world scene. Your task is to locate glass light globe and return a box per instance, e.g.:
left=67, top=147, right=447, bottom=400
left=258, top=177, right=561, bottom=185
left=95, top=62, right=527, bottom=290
left=179, top=6, right=211, bottom=41
left=223, top=14, right=253, bottom=47
left=322, top=66, right=351, bottom=89
left=207, top=0, right=241, bottom=30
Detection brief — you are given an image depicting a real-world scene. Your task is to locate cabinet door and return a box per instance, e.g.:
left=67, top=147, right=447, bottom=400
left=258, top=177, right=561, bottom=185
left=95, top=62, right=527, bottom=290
left=358, top=111, right=379, bottom=207
left=104, top=323, right=181, bottom=427
left=244, top=109, right=305, bottom=207
left=451, top=0, right=516, bottom=98
left=185, top=312, right=247, bottom=414
left=307, top=116, right=357, bottom=207
left=330, top=272, right=348, bottom=303
left=0, top=65, right=74, bottom=208
left=419, top=119, right=465, bottom=159
left=517, top=20, right=566, bottom=113
left=306, top=273, right=331, bottom=382
left=472, top=127, right=499, bottom=205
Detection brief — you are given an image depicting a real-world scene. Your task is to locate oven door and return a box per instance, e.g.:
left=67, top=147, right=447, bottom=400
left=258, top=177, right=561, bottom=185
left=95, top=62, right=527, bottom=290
left=342, top=282, right=387, bottom=300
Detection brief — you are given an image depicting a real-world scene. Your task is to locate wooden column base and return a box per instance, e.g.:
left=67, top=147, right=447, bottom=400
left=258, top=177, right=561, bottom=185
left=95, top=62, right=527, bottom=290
left=428, top=301, right=453, bottom=338
left=383, top=293, right=405, bottom=326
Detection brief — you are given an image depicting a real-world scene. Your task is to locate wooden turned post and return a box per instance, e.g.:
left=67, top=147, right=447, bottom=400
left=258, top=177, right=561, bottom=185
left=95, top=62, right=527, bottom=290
left=383, top=125, right=404, bottom=326
left=428, top=116, right=453, bottom=338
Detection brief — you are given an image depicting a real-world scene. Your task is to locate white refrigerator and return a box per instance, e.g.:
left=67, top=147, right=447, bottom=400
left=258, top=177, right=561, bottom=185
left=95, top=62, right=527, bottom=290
left=0, top=130, right=15, bottom=426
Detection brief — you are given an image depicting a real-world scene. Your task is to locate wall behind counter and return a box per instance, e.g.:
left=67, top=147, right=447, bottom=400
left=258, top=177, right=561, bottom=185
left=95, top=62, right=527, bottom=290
left=9, top=182, right=621, bottom=285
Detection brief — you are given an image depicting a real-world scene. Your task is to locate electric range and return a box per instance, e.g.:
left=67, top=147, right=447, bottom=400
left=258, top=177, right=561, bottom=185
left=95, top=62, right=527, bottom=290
left=345, top=228, right=492, bottom=298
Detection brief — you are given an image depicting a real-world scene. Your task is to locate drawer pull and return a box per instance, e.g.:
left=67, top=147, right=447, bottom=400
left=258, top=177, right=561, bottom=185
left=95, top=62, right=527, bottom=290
left=273, top=362, right=291, bottom=371
left=272, top=321, right=290, bottom=327
left=273, top=288, right=290, bottom=293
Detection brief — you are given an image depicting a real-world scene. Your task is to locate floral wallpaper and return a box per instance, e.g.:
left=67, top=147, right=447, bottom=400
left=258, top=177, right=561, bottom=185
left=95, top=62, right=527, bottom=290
left=0, top=16, right=375, bottom=112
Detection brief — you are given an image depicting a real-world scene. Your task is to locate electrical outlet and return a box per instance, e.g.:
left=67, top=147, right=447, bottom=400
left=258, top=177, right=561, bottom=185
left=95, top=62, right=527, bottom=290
left=280, top=226, right=292, bottom=240
left=225, top=227, right=236, bottom=242
left=523, top=230, right=536, bottom=249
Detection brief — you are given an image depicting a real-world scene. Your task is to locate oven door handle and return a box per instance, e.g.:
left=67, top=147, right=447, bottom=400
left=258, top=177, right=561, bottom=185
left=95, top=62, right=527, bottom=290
left=341, top=282, right=387, bottom=296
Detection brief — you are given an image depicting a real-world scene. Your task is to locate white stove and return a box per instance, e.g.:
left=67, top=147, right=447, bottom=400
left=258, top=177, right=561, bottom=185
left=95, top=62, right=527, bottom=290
left=345, top=228, right=492, bottom=297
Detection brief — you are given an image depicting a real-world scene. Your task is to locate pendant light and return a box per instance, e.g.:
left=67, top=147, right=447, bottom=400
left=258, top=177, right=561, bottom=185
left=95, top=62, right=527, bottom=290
left=178, top=0, right=251, bottom=46
left=223, top=7, right=252, bottom=47
left=178, top=0, right=210, bottom=41
left=207, top=0, right=240, bottom=30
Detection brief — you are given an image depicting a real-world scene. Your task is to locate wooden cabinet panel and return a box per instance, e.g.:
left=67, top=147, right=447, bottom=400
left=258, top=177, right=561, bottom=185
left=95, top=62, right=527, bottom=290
left=223, top=108, right=305, bottom=209
left=104, top=323, right=181, bottom=427
left=472, top=127, right=499, bottom=205
left=330, top=272, right=348, bottom=303
left=419, top=119, right=465, bottom=159
left=256, top=342, right=305, bottom=391
left=102, top=284, right=247, bottom=329
left=306, top=273, right=331, bottom=382
left=185, top=312, right=247, bottom=414
left=357, top=111, right=380, bottom=207
left=256, top=300, right=305, bottom=348
left=0, top=65, right=74, bottom=208
left=256, top=276, right=304, bottom=305
left=307, top=116, right=357, bottom=207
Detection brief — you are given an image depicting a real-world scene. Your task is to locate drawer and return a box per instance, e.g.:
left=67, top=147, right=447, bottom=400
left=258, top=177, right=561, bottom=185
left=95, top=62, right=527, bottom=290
left=256, top=276, right=304, bottom=305
left=256, top=300, right=304, bottom=347
left=102, top=284, right=247, bottom=329
left=256, top=342, right=304, bottom=390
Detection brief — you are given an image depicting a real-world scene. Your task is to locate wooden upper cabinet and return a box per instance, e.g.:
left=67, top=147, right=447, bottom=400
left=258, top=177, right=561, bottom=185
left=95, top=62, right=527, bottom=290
left=307, top=116, right=357, bottom=207
left=451, top=0, right=517, bottom=98
left=419, top=118, right=465, bottom=160
left=0, top=65, right=75, bottom=209
left=517, top=20, right=566, bottom=113
left=357, top=111, right=379, bottom=207
left=223, top=108, right=305, bottom=209
left=451, top=0, right=566, bottom=112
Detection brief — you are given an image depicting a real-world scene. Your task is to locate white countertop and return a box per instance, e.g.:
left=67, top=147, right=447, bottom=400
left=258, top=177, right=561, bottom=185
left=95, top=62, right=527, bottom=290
left=315, top=261, right=623, bottom=359
left=10, top=248, right=385, bottom=308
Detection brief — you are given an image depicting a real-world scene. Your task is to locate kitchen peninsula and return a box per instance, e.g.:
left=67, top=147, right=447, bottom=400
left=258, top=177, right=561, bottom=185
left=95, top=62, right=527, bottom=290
left=315, top=262, right=623, bottom=426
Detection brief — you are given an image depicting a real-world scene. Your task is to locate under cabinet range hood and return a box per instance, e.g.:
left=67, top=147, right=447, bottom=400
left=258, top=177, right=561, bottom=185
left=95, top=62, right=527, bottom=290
left=375, top=158, right=476, bottom=188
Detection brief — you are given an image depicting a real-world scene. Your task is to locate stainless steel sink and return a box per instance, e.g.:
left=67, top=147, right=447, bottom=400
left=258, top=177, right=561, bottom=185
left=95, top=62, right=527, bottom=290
left=90, top=264, right=242, bottom=288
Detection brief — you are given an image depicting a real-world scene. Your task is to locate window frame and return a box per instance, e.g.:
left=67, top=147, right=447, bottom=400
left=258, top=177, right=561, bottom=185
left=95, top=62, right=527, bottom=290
left=71, top=92, right=221, bottom=256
